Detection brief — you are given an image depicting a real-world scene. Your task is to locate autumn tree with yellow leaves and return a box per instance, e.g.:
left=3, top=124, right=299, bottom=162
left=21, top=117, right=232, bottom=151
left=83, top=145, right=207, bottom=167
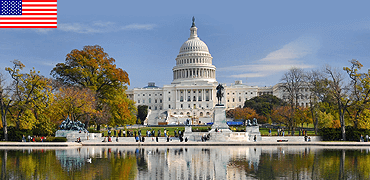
left=51, top=45, right=136, bottom=129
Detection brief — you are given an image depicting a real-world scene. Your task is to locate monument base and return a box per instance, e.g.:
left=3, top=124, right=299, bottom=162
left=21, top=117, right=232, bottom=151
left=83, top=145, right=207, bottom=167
left=55, top=130, right=101, bottom=141
left=210, top=105, right=231, bottom=132
left=246, top=126, right=262, bottom=141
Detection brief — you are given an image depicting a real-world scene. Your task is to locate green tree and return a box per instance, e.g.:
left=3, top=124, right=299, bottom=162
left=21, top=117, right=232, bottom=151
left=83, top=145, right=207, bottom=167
left=244, top=94, right=285, bottom=123
left=51, top=45, right=136, bottom=127
left=137, top=105, right=148, bottom=125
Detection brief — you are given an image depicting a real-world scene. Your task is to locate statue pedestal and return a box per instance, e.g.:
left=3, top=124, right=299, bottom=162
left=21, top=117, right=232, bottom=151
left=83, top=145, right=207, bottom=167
left=246, top=126, right=262, bottom=141
left=184, top=126, right=192, bottom=136
left=210, top=105, right=231, bottom=132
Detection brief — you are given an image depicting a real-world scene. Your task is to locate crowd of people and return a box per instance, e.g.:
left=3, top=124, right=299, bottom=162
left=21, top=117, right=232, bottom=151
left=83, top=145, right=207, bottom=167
left=101, top=128, right=188, bottom=143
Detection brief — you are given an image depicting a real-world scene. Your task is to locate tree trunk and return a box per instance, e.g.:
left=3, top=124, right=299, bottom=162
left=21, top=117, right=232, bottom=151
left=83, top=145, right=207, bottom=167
left=1, top=114, right=7, bottom=141
left=97, top=124, right=101, bottom=131
left=340, top=108, right=346, bottom=141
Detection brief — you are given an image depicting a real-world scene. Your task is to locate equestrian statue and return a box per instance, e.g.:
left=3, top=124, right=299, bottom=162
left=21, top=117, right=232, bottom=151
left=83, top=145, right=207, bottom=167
left=216, top=84, right=224, bottom=106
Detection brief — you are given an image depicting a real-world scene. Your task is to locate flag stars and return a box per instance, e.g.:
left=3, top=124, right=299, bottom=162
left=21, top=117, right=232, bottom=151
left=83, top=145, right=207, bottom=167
left=0, top=0, right=22, bottom=15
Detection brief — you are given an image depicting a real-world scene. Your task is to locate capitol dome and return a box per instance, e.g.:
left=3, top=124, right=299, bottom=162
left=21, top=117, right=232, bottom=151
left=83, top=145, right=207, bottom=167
left=179, top=38, right=209, bottom=53
left=172, top=17, right=217, bottom=84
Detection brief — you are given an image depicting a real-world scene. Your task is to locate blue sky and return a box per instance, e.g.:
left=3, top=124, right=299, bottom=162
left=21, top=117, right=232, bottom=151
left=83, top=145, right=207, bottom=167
left=1, top=0, right=370, bottom=88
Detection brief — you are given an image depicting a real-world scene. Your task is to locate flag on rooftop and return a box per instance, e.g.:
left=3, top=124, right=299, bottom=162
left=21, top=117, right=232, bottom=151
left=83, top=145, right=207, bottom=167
left=0, top=0, right=57, bottom=28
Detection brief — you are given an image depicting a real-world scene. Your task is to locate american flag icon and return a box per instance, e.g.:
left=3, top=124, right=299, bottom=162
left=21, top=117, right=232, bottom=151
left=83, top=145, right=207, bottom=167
left=0, top=0, right=57, bottom=28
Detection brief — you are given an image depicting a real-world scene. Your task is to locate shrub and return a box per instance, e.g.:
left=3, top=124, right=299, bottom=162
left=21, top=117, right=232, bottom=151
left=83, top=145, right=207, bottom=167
left=319, top=127, right=370, bottom=141
left=0, top=126, right=33, bottom=142
left=43, top=137, right=67, bottom=142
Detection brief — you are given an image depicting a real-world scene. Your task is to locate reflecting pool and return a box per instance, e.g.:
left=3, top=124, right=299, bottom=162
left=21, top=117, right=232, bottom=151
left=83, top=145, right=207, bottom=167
left=0, top=146, right=370, bottom=179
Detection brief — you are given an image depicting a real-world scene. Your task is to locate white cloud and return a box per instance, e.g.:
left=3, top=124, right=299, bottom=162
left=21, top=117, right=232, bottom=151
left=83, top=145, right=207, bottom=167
left=219, top=35, right=319, bottom=78
left=32, top=28, right=54, bottom=34
left=58, top=22, right=156, bottom=34
left=121, top=24, right=156, bottom=30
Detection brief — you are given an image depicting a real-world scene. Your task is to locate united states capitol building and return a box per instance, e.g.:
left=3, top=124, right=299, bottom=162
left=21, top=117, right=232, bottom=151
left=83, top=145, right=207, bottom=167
left=126, top=19, right=310, bottom=125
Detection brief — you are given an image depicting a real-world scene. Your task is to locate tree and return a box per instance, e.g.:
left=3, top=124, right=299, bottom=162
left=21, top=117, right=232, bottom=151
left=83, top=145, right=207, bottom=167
left=50, top=86, right=96, bottom=126
left=280, top=67, right=306, bottom=135
left=6, top=64, right=52, bottom=130
left=325, top=65, right=350, bottom=140
left=0, top=71, right=12, bottom=140
left=343, top=59, right=370, bottom=128
left=306, top=70, right=327, bottom=134
left=137, top=105, right=148, bottom=125
left=227, top=107, right=260, bottom=121
left=244, top=94, right=285, bottom=123
left=51, top=45, right=136, bottom=127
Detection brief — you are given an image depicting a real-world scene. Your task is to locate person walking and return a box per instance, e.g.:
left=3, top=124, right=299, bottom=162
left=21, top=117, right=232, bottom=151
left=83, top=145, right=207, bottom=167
left=268, top=129, right=271, bottom=136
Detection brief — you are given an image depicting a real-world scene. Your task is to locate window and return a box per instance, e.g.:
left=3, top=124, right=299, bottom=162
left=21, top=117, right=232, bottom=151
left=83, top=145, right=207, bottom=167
left=188, top=104, right=190, bottom=108
left=180, top=112, right=183, bottom=115
left=193, top=96, right=196, bottom=101
left=169, top=105, right=171, bottom=108
left=206, top=112, right=210, bottom=116
left=233, top=98, right=235, bottom=102
left=169, top=91, right=171, bottom=94
left=180, top=96, right=184, bottom=102
left=188, top=96, right=191, bottom=102
left=155, top=106, right=157, bottom=110
left=181, top=104, right=183, bottom=108
left=199, top=104, right=201, bottom=108
left=199, top=90, right=201, bottom=93
left=227, top=99, right=229, bottom=102
left=143, top=94, right=145, bottom=96
left=198, top=96, right=202, bottom=101
left=160, top=94, right=162, bottom=96
left=155, top=99, right=157, bottom=103
left=239, top=97, right=241, bottom=102
left=149, top=94, right=151, bottom=96
left=206, top=96, right=209, bottom=101
left=149, top=106, right=151, bottom=109
left=187, top=112, right=190, bottom=116
left=251, top=92, right=253, bottom=94
left=138, top=100, right=140, bottom=103
left=143, top=100, right=145, bottom=103
left=160, top=99, right=162, bottom=103
left=149, top=98, right=152, bottom=103
left=168, top=97, right=171, bottom=101
left=200, top=112, right=203, bottom=117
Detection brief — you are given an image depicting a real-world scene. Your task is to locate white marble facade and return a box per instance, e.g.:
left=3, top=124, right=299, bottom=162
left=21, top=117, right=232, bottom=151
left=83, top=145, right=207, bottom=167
left=126, top=20, right=310, bottom=125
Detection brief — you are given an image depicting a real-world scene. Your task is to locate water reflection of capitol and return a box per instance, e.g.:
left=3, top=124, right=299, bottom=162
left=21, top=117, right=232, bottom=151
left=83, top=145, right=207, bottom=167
left=55, top=146, right=263, bottom=179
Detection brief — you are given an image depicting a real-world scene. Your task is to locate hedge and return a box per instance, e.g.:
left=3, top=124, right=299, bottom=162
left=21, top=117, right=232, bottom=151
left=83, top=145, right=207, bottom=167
left=319, top=127, right=370, bottom=141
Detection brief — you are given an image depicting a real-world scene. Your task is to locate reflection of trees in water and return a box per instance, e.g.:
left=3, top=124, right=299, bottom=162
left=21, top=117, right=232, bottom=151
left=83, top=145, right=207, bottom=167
left=135, top=148, right=148, bottom=171
left=228, top=147, right=370, bottom=179
left=2, top=147, right=370, bottom=179
left=0, top=148, right=138, bottom=179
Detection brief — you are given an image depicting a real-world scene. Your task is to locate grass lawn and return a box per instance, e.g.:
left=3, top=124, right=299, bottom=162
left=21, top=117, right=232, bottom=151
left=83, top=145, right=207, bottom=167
left=259, top=128, right=316, bottom=136
left=98, top=126, right=317, bottom=137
